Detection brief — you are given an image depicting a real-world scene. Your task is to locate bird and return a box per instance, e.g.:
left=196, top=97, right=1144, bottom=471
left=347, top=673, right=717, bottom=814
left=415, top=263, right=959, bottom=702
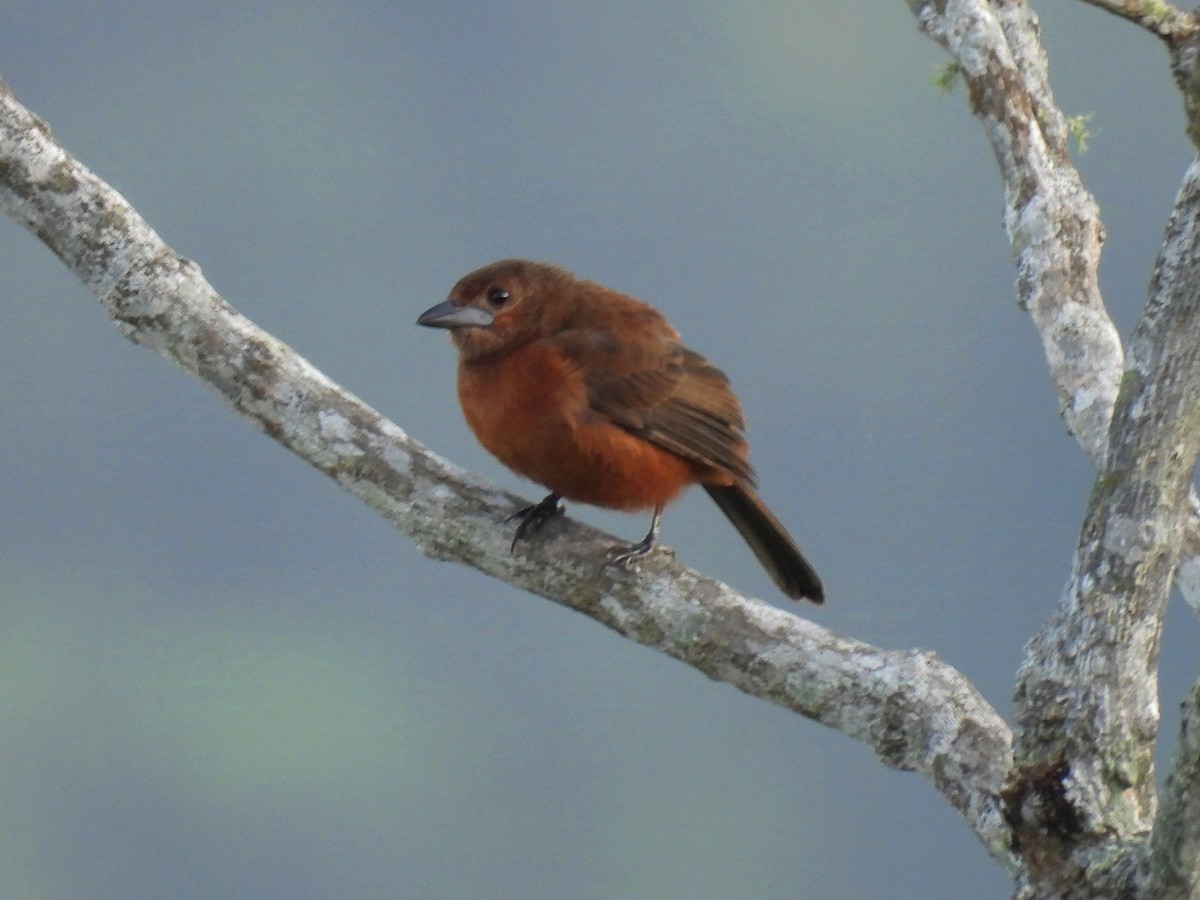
left=416, top=259, right=824, bottom=603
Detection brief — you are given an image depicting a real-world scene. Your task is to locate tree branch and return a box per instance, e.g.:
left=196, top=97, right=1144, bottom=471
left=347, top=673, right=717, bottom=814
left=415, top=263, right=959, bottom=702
left=1146, top=671, right=1200, bottom=899
left=909, top=2, right=1200, bottom=895
left=910, top=0, right=1200, bottom=619
left=1133, top=162, right=1200, bottom=899
left=911, top=0, right=1120, bottom=475
left=1075, top=0, right=1196, bottom=41
left=0, top=77, right=1017, bottom=867
left=1011, top=156, right=1200, bottom=897
left=1070, top=0, right=1200, bottom=150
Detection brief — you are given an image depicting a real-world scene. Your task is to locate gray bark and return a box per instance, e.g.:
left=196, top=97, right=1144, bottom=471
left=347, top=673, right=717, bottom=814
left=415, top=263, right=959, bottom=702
left=909, top=0, right=1200, bottom=896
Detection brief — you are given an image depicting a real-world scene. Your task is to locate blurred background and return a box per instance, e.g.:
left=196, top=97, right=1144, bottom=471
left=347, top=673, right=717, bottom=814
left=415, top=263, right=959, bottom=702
left=1, top=2, right=1196, bottom=897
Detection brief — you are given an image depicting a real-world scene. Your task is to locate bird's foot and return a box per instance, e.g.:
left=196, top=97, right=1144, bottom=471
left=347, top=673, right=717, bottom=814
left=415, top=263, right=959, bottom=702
left=603, top=508, right=669, bottom=573
left=603, top=535, right=672, bottom=571
left=507, top=493, right=564, bottom=550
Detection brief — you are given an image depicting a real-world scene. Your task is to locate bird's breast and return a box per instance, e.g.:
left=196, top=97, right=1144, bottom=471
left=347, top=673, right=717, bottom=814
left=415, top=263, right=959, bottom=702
left=458, top=343, right=583, bottom=464
left=457, top=343, right=696, bottom=510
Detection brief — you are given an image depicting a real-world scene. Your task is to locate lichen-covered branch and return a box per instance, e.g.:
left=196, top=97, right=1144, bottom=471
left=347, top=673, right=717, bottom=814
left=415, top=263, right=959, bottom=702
left=1071, top=0, right=1200, bottom=151
left=910, top=0, right=1200, bottom=618
left=911, top=0, right=1121, bottom=473
left=0, top=78, right=1018, bottom=865
left=1133, top=163, right=1200, bottom=900
left=1146, top=672, right=1200, bottom=899
left=908, top=2, right=1200, bottom=896
left=1011, top=157, right=1200, bottom=897
left=1075, top=0, right=1196, bottom=41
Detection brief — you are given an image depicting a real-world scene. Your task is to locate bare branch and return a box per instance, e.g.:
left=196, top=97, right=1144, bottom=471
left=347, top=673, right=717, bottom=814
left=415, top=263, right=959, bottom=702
left=1075, top=0, right=1197, bottom=41
left=909, top=1, right=1200, bottom=895
left=1146, top=674, right=1200, bottom=898
left=908, top=3, right=1200, bottom=623
left=1012, top=157, right=1200, bottom=895
left=1070, top=0, right=1200, bottom=151
left=0, top=78, right=1017, bottom=865
left=1135, top=162, right=1200, bottom=897
left=911, top=0, right=1123, bottom=471
left=1146, top=672, right=1200, bottom=899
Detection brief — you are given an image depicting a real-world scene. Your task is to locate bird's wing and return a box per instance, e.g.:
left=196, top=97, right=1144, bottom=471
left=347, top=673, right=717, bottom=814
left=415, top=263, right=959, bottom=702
left=551, top=323, right=755, bottom=484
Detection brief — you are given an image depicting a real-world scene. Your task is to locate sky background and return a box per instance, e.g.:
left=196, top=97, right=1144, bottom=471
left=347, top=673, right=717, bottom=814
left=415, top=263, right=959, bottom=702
left=1, top=2, right=1197, bottom=898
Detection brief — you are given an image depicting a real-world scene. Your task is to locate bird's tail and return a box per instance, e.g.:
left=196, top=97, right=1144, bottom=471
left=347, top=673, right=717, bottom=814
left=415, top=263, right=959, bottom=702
left=703, top=483, right=824, bottom=603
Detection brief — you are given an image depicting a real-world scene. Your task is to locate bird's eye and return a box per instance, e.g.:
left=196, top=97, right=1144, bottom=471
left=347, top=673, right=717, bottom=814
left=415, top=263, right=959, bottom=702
left=486, top=287, right=510, bottom=308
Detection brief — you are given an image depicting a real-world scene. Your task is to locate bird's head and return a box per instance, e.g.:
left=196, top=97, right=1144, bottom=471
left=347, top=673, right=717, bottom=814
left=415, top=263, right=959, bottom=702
left=417, top=258, right=575, bottom=362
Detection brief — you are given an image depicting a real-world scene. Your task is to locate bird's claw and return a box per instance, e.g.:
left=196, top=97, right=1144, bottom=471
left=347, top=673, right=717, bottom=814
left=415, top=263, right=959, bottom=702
left=507, top=494, right=564, bottom=550
left=603, top=538, right=672, bottom=571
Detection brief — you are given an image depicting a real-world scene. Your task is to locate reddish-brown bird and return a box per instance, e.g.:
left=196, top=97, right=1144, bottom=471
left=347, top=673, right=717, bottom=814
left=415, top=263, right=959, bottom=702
left=417, top=259, right=824, bottom=603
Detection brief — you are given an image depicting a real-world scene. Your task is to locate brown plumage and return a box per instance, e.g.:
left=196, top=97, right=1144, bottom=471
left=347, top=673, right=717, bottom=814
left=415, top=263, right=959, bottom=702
left=417, top=259, right=823, bottom=603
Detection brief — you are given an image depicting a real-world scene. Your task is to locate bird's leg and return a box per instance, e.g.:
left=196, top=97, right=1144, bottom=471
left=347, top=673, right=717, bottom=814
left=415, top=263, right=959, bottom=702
left=605, top=507, right=665, bottom=569
left=507, top=493, right=565, bottom=550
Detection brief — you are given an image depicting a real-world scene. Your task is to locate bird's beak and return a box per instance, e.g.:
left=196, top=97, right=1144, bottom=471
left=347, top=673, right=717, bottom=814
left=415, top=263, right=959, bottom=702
left=416, top=300, right=494, bottom=330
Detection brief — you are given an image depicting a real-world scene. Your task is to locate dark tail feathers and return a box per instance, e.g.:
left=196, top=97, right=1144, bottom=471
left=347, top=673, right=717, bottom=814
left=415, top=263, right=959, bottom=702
left=704, top=483, right=824, bottom=603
